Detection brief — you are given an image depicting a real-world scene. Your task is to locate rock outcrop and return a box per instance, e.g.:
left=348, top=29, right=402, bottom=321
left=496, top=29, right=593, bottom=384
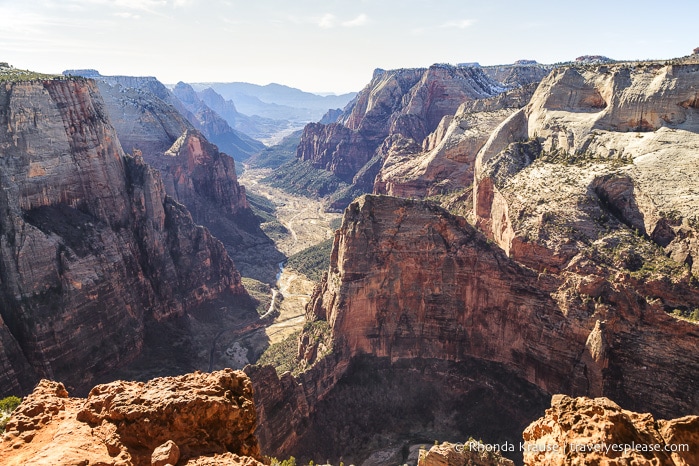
left=287, top=65, right=508, bottom=207
left=523, top=395, right=699, bottom=465
left=482, top=62, right=552, bottom=88
left=0, top=77, right=245, bottom=394
left=375, top=84, right=539, bottom=198
left=474, top=63, right=699, bottom=276
left=248, top=193, right=699, bottom=463
left=309, top=195, right=699, bottom=418
left=418, top=442, right=514, bottom=466
left=0, top=370, right=263, bottom=466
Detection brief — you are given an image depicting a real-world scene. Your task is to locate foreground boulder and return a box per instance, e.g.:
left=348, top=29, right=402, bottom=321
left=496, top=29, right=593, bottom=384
left=0, top=369, right=262, bottom=466
left=523, top=395, right=699, bottom=465
left=418, top=442, right=515, bottom=466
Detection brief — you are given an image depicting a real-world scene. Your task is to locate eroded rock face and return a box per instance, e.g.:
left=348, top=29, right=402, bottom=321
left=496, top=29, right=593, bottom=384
left=295, top=65, right=507, bottom=202
left=171, top=81, right=264, bottom=161
left=523, top=395, right=699, bottom=466
left=247, top=194, right=699, bottom=463
left=0, top=370, right=263, bottom=466
left=0, top=78, right=244, bottom=394
left=89, top=74, right=281, bottom=281
left=309, top=195, right=699, bottom=418
left=475, top=63, right=699, bottom=275
left=375, top=84, right=539, bottom=198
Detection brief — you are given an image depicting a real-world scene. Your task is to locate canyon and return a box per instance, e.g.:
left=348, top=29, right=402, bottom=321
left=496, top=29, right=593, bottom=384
left=242, top=58, right=699, bottom=464
left=2, top=55, right=699, bottom=466
left=75, top=71, right=283, bottom=282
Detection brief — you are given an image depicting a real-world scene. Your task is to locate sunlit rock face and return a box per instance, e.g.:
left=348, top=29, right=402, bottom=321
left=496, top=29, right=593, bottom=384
left=0, top=78, right=244, bottom=394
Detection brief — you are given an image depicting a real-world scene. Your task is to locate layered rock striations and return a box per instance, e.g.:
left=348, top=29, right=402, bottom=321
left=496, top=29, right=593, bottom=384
left=375, top=83, right=539, bottom=198
left=309, top=195, right=699, bottom=418
left=249, top=193, right=699, bottom=463
left=0, top=77, right=244, bottom=394
left=289, top=65, right=509, bottom=207
left=0, top=369, right=262, bottom=466
left=481, top=62, right=553, bottom=88
left=523, top=395, right=699, bottom=466
left=474, top=63, right=699, bottom=276
left=299, top=65, right=506, bottom=177
left=78, top=73, right=281, bottom=281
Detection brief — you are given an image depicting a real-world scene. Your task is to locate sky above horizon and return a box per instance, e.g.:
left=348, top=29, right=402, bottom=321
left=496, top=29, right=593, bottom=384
left=1, top=0, right=697, bottom=94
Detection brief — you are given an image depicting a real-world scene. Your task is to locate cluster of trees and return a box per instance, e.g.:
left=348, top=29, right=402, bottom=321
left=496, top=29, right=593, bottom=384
left=0, top=396, right=21, bottom=432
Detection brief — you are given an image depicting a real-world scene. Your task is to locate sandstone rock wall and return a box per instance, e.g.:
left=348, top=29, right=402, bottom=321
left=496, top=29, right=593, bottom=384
left=92, top=75, right=282, bottom=281
left=475, top=63, right=699, bottom=275
left=375, top=84, right=539, bottom=198
left=308, top=195, right=699, bottom=419
left=296, top=65, right=507, bottom=195
left=0, top=78, right=244, bottom=394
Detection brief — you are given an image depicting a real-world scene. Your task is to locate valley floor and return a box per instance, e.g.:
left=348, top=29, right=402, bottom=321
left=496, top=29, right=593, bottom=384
left=239, top=167, right=341, bottom=344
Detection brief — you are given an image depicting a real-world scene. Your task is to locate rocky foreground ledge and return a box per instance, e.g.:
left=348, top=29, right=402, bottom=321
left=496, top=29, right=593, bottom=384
left=2, top=369, right=697, bottom=466
left=0, top=369, right=262, bottom=466
left=419, top=395, right=699, bottom=466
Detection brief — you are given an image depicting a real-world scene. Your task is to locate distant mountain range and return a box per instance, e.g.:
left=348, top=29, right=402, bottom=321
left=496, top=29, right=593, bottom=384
left=189, top=81, right=356, bottom=123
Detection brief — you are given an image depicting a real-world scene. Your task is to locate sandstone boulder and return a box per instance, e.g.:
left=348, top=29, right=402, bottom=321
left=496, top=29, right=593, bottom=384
left=0, top=370, right=262, bottom=466
left=523, top=395, right=699, bottom=465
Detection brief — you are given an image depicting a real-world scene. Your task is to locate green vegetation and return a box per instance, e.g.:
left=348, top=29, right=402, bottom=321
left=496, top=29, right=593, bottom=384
left=326, top=183, right=371, bottom=212
left=247, top=192, right=277, bottom=223
left=240, top=277, right=273, bottom=316
left=263, top=160, right=349, bottom=198
left=247, top=192, right=289, bottom=242
left=671, top=309, right=699, bottom=322
left=330, top=217, right=342, bottom=230
left=247, top=131, right=302, bottom=169
left=268, top=456, right=297, bottom=466
left=0, top=64, right=66, bottom=82
left=257, top=330, right=301, bottom=374
left=286, top=238, right=334, bottom=282
left=425, top=187, right=473, bottom=219
left=538, top=147, right=632, bottom=167
left=258, top=320, right=333, bottom=376
left=0, top=395, right=21, bottom=432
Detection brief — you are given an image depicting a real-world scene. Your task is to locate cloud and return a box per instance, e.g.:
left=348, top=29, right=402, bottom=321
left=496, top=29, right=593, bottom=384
left=342, top=13, right=367, bottom=27
left=315, top=13, right=368, bottom=29
left=441, top=19, right=475, bottom=29
left=114, top=11, right=141, bottom=19
left=318, top=13, right=336, bottom=29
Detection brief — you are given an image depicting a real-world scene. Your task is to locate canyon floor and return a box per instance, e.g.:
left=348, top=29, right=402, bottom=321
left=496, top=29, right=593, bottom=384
left=239, top=166, right=342, bottom=345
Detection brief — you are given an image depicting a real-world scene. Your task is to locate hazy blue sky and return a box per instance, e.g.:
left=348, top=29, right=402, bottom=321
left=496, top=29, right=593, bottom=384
left=1, top=0, right=697, bottom=93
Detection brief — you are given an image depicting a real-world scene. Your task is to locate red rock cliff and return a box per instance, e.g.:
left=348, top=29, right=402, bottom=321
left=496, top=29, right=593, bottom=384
left=308, top=195, right=699, bottom=420
left=95, top=76, right=281, bottom=281
left=0, top=77, right=244, bottom=395
left=297, top=65, right=507, bottom=185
